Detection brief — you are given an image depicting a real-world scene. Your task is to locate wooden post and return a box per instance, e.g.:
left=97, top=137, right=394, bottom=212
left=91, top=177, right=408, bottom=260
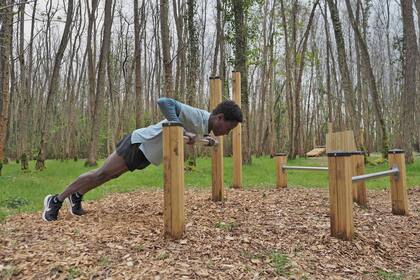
left=272, top=153, right=287, bottom=189
left=163, top=122, right=185, bottom=239
left=328, top=122, right=333, bottom=133
left=388, top=149, right=409, bottom=215
left=351, top=151, right=367, bottom=207
left=328, top=151, right=354, bottom=241
left=232, top=71, right=242, bottom=189
left=210, top=77, right=224, bottom=201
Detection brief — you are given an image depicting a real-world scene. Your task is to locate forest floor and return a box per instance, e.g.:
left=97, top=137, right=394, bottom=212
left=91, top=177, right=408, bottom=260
left=1, top=187, right=419, bottom=280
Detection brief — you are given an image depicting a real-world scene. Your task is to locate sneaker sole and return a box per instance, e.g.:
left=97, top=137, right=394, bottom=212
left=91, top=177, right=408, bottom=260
left=42, top=195, right=53, bottom=222
left=67, top=197, right=84, bottom=216
left=67, top=197, right=76, bottom=216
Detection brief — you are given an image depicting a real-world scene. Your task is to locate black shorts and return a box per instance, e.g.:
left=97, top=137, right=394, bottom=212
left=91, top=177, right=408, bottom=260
left=116, top=133, right=151, bottom=171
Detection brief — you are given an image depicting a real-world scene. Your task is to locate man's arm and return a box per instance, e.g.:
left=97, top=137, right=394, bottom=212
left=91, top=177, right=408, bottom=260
left=157, top=97, right=198, bottom=144
left=157, top=97, right=182, bottom=122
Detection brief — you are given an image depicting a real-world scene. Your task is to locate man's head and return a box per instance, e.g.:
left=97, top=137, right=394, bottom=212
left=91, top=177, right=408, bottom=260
left=209, top=100, right=243, bottom=136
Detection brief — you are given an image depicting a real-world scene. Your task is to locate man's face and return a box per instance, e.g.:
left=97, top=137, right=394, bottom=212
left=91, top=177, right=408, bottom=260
left=212, top=114, right=239, bottom=136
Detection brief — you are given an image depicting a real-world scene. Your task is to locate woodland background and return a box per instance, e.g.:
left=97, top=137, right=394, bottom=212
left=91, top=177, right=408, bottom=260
left=0, top=0, right=419, bottom=173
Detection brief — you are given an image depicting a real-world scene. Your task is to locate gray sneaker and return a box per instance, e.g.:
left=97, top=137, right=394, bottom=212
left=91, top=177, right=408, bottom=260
left=42, top=194, right=62, bottom=221
left=68, top=193, right=86, bottom=216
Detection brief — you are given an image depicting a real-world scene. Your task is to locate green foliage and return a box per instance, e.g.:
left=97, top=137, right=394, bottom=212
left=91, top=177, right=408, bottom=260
left=377, top=269, right=404, bottom=280
left=1, top=197, right=29, bottom=209
left=0, top=265, right=18, bottom=280
left=269, top=251, right=290, bottom=276
left=215, top=220, right=238, bottom=231
left=98, top=256, right=110, bottom=267
left=65, top=266, right=80, bottom=280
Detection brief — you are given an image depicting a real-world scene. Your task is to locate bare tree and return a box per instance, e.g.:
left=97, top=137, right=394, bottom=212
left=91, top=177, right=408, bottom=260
left=345, top=0, right=388, bottom=157
left=401, top=0, right=418, bottom=163
left=160, top=0, right=174, bottom=98
left=232, top=0, right=251, bottom=164
left=36, top=0, right=74, bottom=170
left=0, top=0, right=14, bottom=175
left=85, top=0, right=114, bottom=166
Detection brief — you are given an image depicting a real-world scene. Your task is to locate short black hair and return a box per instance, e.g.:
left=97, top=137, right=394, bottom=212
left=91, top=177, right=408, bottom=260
left=212, top=100, right=243, bottom=122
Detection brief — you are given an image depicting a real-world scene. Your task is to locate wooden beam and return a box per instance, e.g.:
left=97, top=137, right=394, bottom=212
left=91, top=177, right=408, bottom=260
left=163, top=122, right=185, bottom=239
left=232, top=71, right=242, bottom=189
left=210, top=77, right=224, bottom=201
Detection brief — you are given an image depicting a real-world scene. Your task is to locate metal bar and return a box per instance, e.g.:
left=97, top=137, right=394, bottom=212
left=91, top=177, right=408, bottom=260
left=282, top=166, right=329, bottom=171
left=352, top=167, right=399, bottom=183
left=183, top=136, right=218, bottom=147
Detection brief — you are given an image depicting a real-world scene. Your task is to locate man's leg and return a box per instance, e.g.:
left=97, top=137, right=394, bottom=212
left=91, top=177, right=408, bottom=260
left=42, top=151, right=129, bottom=221
left=57, top=151, right=129, bottom=201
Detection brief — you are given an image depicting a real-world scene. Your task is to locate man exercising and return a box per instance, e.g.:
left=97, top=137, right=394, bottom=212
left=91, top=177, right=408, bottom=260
left=42, top=97, right=243, bottom=221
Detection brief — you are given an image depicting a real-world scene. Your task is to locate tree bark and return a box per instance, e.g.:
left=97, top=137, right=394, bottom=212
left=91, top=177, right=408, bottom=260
left=232, top=0, right=251, bottom=164
left=0, top=0, right=14, bottom=175
left=345, top=0, right=388, bottom=157
left=160, top=0, right=174, bottom=98
left=400, top=0, right=418, bottom=163
left=36, top=0, right=74, bottom=170
left=85, top=0, right=114, bottom=166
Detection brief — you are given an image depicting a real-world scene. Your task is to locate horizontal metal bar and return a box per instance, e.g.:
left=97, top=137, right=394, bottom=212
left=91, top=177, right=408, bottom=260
left=183, top=136, right=219, bottom=147
left=282, top=166, right=329, bottom=171
left=352, top=167, right=399, bottom=183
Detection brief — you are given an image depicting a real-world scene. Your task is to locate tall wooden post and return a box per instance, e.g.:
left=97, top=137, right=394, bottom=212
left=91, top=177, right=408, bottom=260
left=163, top=122, right=185, bottom=239
left=232, top=71, right=242, bottom=189
left=210, top=77, right=224, bottom=201
left=388, top=149, right=409, bottom=215
left=351, top=151, right=367, bottom=207
left=328, top=151, right=354, bottom=241
left=273, top=153, right=287, bottom=189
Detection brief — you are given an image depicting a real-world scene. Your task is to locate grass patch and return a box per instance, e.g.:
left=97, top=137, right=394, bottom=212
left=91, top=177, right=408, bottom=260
left=215, top=220, right=237, bottom=231
left=377, top=269, right=404, bottom=280
left=98, top=256, right=110, bottom=267
left=0, top=155, right=419, bottom=220
left=0, top=265, right=18, bottom=280
left=65, top=266, right=80, bottom=280
left=269, top=251, right=290, bottom=276
left=156, top=251, right=170, bottom=260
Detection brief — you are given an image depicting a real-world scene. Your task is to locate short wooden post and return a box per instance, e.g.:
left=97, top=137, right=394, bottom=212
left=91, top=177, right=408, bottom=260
left=210, top=77, right=224, bottom=201
left=272, top=153, right=287, bottom=189
left=163, top=122, right=185, bottom=239
left=328, top=151, right=354, bottom=241
left=388, top=149, right=409, bottom=215
left=351, top=151, right=367, bottom=207
left=232, top=71, right=242, bottom=189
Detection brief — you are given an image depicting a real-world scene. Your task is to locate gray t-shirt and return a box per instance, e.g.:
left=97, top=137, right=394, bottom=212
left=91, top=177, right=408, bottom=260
left=131, top=102, right=210, bottom=165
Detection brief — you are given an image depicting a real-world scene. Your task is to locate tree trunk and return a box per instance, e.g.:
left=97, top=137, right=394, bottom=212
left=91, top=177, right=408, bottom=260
left=0, top=0, right=14, bottom=175
left=134, top=0, right=145, bottom=128
left=345, top=0, right=388, bottom=157
left=232, top=0, right=251, bottom=164
left=36, top=0, right=74, bottom=170
left=85, top=0, right=114, bottom=166
left=160, top=0, right=174, bottom=98
left=401, top=0, right=418, bottom=163
left=326, top=0, right=358, bottom=139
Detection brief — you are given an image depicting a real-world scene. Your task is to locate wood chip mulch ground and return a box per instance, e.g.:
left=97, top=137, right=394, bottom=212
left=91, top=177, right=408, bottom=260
left=1, top=187, right=419, bottom=280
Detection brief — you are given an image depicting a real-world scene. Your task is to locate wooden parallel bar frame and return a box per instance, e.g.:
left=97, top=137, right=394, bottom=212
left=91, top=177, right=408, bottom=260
left=351, top=151, right=367, bottom=207
left=210, top=77, right=224, bottom=201
left=163, top=122, right=185, bottom=239
left=232, top=71, right=242, bottom=189
left=388, top=149, right=409, bottom=215
left=328, top=151, right=354, bottom=241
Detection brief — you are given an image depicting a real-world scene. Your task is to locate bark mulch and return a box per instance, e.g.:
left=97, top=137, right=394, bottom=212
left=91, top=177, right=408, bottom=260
left=1, top=187, right=419, bottom=279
